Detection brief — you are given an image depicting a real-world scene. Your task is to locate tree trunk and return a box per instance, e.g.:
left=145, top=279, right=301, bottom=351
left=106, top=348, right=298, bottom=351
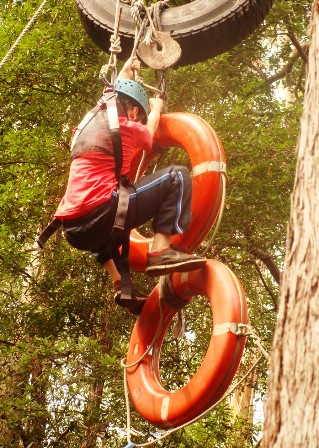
left=230, top=367, right=257, bottom=421
left=80, top=303, right=113, bottom=448
left=0, top=354, right=26, bottom=447
left=263, top=1, right=319, bottom=446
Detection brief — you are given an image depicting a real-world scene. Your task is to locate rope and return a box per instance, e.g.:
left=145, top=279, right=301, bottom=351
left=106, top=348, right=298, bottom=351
left=121, top=298, right=166, bottom=445
left=100, top=0, right=167, bottom=92
left=121, top=351, right=265, bottom=447
left=143, top=4, right=160, bottom=45
left=130, top=0, right=167, bottom=51
left=199, top=170, right=228, bottom=257
left=100, top=0, right=122, bottom=85
left=120, top=298, right=269, bottom=447
left=0, top=0, right=49, bottom=69
left=121, top=298, right=165, bottom=370
left=247, top=326, right=270, bottom=361
left=120, top=320, right=269, bottom=447
left=130, top=0, right=144, bottom=28
left=134, top=150, right=146, bottom=182
left=128, top=1, right=166, bottom=97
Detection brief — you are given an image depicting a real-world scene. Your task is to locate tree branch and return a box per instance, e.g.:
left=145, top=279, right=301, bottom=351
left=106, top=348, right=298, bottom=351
left=253, top=261, right=278, bottom=311
left=2, top=78, right=66, bottom=95
left=0, top=255, right=33, bottom=280
left=248, top=42, right=308, bottom=86
left=249, top=247, right=281, bottom=285
left=0, top=339, right=16, bottom=346
left=266, top=42, right=308, bottom=85
left=287, top=31, right=309, bottom=63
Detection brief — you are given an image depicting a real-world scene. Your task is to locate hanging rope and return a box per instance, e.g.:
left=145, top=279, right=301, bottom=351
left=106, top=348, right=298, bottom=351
left=120, top=298, right=166, bottom=446
left=128, top=1, right=168, bottom=183
left=119, top=279, right=270, bottom=448
left=128, top=0, right=169, bottom=44
left=199, top=170, right=228, bottom=257
left=100, top=0, right=123, bottom=85
left=121, top=344, right=266, bottom=447
left=246, top=326, right=270, bottom=361
left=128, top=0, right=167, bottom=97
left=0, top=0, right=49, bottom=69
left=100, top=0, right=166, bottom=98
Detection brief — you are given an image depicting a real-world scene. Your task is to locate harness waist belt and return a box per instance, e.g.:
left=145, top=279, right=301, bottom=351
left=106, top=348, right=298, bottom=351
left=37, top=218, right=62, bottom=248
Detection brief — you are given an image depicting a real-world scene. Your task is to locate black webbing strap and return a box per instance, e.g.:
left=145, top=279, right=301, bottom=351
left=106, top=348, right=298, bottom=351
left=104, top=89, right=132, bottom=300
left=103, top=90, right=130, bottom=232
left=113, top=182, right=129, bottom=230
left=104, top=92, right=122, bottom=183
left=112, top=230, right=131, bottom=301
left=37, top=218, right=62, bottom=248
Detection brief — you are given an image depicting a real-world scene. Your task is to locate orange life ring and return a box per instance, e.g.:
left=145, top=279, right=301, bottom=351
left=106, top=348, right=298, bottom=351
left=128, top=112, right=226, bottom=272
left=126, top=260, right=248, bottom=428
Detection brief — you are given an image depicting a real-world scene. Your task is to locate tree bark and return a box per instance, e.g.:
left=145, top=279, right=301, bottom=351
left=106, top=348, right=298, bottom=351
left=80, top=303, right=113, bottom=448
left=230, top=360, right=257, bottom=420
left=263, top=1, right=319, bottom=446
left=25, top=356, right=48, bottom=448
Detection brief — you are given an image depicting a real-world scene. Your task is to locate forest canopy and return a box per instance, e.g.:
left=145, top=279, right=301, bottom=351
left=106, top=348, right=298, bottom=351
left=0, top=0, right=312, bottom=446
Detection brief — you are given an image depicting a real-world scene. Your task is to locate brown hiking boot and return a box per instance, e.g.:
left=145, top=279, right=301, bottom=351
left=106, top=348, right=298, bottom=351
left=145, top=247, right=206, bottom=277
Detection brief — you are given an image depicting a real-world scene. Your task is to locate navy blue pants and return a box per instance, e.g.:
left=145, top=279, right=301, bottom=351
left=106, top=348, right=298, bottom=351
left=63, top=165, right=192, bottom=265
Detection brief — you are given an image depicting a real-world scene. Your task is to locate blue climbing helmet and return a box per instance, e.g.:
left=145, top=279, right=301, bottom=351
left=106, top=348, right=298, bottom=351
left=115, top=79, right=149, bottom=120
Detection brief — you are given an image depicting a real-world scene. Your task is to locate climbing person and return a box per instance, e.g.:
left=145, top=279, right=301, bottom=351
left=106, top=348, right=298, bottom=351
left=38, top=56, right=206, bottom=315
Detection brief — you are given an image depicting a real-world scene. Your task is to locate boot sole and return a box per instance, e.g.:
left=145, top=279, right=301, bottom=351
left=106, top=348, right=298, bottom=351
left=145, top=259, right=207, bottom=277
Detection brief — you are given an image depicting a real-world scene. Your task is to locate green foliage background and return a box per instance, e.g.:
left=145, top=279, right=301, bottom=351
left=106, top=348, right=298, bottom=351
left=0, top=0, right=311, bottom=446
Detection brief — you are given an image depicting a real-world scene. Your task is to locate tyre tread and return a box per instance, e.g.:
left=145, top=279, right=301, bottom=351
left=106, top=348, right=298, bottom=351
left=75, top=0, right=274, bottom=66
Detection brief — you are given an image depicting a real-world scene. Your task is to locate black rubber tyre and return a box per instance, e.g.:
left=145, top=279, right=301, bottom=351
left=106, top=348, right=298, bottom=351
left=75, top=0, right=273, bottom=67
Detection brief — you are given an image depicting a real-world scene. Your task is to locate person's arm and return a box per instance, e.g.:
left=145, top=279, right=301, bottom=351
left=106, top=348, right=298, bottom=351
left=117, top=56, right=141, bottom=80
left=146, top=97, right=164, bottom=137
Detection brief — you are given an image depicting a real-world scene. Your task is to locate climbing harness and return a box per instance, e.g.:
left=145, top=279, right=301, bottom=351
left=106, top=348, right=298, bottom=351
left=125, top=259, right=248, bottom=428
left=38, top=89, right=126, bottom=238
left=37, top=85, right=135, bottom=300
left=128, top=112, right=227, bottom=271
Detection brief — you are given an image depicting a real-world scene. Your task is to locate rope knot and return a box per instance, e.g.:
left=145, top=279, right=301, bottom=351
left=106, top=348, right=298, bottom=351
left=99, top=63, right=116, bottom=86
left=159, top=275, right=191, bottom=310
left=130, top=0, right=144, bottom=26
left=109, top=35, right=122, bottom=53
